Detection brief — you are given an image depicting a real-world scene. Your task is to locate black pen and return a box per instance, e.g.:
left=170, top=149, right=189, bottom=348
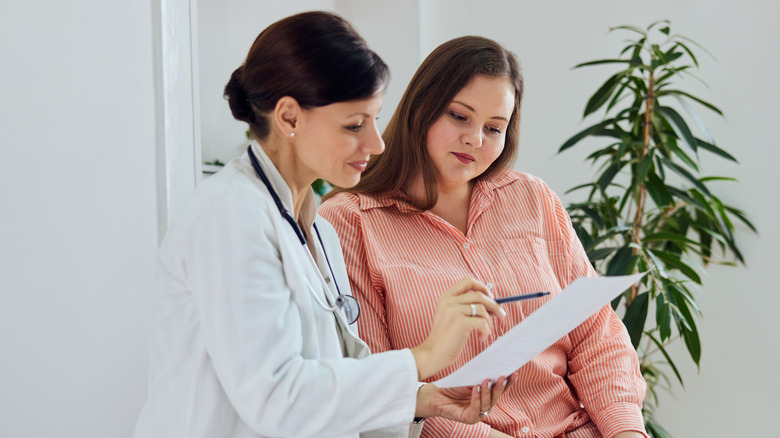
left=495, top=291, right=550, bottom=304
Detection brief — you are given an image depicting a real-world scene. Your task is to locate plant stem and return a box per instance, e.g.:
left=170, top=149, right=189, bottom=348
left=629, top=71, right=655, bottom=305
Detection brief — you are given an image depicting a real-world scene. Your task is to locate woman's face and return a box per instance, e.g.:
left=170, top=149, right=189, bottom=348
left=425, top=75, right=515, bottom=192
left=295, top=93, right=384, bottom=188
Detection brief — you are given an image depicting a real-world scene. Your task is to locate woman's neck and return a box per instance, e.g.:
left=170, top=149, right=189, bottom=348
left=258, top=137, right=313, bottom=221
left=410, top=176, right=474, bottom=235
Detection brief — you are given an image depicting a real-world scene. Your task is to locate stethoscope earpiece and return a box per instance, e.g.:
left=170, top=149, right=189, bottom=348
left=248, top=146, right=360, bottom=324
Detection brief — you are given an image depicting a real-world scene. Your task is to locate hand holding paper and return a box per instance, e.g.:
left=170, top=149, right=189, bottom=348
left=434, top=273, right=646, bottom=388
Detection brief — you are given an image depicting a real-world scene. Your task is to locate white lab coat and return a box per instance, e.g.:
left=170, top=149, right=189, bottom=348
left=134, top=142, right=421, bottom=438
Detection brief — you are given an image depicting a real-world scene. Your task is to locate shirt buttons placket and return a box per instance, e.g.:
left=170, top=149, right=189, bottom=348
left=520, top=426, right=530, bottom=434
left=463, top=242, right=471, bottom=250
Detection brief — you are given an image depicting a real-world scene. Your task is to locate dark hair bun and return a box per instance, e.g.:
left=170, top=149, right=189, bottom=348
left=223, top=66, right=255, bottom=124
left=224, top=11, right=388, bottom=140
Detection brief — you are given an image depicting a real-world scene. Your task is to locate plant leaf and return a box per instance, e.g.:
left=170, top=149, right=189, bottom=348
left=659, top=89, right=723, bottom=116
left=659, top=158, right=712, bottom=198
left=624, top=292, right=649, bottom=348
left=655, top=294, right=672, bottom=341
left=606, top=246, right=638, bottom=276
left=588, top=246, right=619, bottom=262
left=574, top=59, right=635, bottom=69
left=656, top=106, right=699, bottom=153
left=585, top=72, right=625, bottom=117
left=696, top=138, right=738, bottom=162
left=647, top=332, right=683, bottom=386
left=649, top=249, right=703, bottom=284
left=559, top=119, right=617, bottom=153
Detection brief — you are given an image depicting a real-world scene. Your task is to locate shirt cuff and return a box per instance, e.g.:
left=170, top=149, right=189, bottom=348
left=590, top=402, right=648, bottom=438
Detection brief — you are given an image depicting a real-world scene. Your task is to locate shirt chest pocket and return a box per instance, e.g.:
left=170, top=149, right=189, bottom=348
left=499, top=237, right=569, bottom=298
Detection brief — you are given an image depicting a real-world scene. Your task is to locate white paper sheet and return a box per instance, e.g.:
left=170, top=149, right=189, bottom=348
left=434, top=272, right=645, bottom=388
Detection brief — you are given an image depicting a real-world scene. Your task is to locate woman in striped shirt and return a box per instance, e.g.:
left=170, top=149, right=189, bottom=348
left=320, top=36, right=647, bottom=438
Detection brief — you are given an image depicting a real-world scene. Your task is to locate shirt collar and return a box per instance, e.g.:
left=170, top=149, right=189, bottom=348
left=356, top=168, right=520, bottom=213
left=248, top=140, right=316, bottom=230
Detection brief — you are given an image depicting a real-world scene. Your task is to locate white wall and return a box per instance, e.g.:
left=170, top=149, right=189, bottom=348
left=420, top=1, right=779, bottom=436
left=0, top=1, right=158, bottom=437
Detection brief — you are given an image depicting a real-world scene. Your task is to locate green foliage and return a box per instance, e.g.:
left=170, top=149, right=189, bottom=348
left=203, top=159, right=225, bottom=166
left=560, top=21, right=755, bottom=436
left=311, top=179, right=333, bottom=198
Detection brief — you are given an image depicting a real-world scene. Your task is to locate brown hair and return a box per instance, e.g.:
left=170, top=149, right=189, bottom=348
left=327, top=35, right=523, bottom=209
left=223, top=11, right=389, bottom=141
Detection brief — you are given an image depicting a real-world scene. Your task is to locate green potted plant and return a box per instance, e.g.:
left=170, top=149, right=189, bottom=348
left=558, top=21, right=755, bottom=437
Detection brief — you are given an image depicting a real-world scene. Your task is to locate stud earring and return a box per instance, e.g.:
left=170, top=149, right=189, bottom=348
left=290, top=132, right=295, bottom=137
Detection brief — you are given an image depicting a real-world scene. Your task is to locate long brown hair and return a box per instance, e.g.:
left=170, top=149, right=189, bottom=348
left=326, top=35, right=523, bottom=209
left=223, top=11, right=389, bottom=141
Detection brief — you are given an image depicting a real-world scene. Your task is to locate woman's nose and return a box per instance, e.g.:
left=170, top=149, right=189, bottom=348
left=461, top=126, right=483, bottom=147
left=365, top=122, right=385, bottom=154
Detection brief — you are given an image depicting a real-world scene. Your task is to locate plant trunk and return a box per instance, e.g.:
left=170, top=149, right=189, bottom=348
left=628, top=72, right=655, bottom=305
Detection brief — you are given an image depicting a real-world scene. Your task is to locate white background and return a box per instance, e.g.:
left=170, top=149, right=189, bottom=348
left=1, top=1, right=777, bottom=437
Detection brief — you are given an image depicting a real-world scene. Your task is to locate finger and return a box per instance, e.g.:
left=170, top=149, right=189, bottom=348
left=469, top=317, right=492, bottom=341
left=463, top=303, right=489, bottom=319
left=490, top=375, right=509, bottom=409
left=445, top=276, right=489, bottom=298
left=457, top=292, right=506, bottom=319
left=470, top=384, right=482, bottom=422
left=479, top=379, right=492, bottom=417
left=505, top=371, right=519, bottom=391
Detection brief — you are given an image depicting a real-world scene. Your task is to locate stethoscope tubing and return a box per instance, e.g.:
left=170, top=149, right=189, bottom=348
left=247, top=146, right=359, bottom=324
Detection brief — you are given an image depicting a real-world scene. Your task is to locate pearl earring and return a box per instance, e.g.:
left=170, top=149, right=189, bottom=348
left=290, top=132, right=295, bottom=137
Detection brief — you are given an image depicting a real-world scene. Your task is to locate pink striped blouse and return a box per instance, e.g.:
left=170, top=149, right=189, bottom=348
left=319, top=169, right=647, bottom=438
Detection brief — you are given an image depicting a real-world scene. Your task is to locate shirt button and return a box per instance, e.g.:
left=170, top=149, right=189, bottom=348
left=325, top=277, right=331, bottom=283
left=463, top=242, right=470, bottom=250
left=486, top=282, right=493, bottom=290
left=521, top=426, right=530, bottom=434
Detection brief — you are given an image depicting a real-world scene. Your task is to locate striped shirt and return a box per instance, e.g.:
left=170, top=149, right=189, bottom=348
left=319, top=168, right=647, bottom=438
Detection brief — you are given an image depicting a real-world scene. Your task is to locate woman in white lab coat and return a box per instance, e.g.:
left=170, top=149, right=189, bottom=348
left=133, top=11, right=514, bottom=438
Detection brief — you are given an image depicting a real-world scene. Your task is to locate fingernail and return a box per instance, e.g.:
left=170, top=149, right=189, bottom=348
left=500, top=308, right=506, bottom=317
left=487, top=381, right=495, bottom=388
left=503, top=379, right=508, bottom=387
left=477, top=386, right=481, bottom=393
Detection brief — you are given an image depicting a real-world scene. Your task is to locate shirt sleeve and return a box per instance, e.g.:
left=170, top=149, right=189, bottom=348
left=178, top=185, right=419, bottom=437
left=420, top=417, right=492, bottom=438
left=542, top=183, right=648, bottom=438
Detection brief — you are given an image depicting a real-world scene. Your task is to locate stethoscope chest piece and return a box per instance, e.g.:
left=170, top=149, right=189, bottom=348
left=335, top=294, right=360, bottom=325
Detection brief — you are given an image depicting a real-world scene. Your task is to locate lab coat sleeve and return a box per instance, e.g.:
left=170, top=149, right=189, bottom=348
left=181, top=184, right=419, bottom=437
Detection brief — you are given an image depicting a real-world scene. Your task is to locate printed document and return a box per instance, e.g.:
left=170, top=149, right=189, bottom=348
left=434, top=273, right=646, bottom=388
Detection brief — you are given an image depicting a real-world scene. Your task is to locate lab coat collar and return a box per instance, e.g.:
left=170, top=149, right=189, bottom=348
left=248, top=140, right=316, bottom=231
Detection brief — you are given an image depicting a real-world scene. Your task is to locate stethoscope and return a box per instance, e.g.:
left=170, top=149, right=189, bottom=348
left=247, top=146, right=360, bottom=324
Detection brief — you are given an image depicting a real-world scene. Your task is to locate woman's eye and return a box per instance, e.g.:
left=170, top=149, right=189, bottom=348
left=346, top=123, right=363, bottom=132
left=487, top=126, right=503, bottom=134
left=450, top=112, right=466, bottom=121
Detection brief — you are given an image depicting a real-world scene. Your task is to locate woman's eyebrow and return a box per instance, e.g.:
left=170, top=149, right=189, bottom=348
left=452, top=100, right=509, bottom=121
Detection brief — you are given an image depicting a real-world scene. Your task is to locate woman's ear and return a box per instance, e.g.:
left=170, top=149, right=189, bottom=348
left=273, top=96, right=300, bottom=138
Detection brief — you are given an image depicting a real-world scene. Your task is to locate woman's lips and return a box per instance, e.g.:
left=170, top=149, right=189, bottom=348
left=348, top=161, right=368, bottom=172
left=452, top=152, right=475, bottom=164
